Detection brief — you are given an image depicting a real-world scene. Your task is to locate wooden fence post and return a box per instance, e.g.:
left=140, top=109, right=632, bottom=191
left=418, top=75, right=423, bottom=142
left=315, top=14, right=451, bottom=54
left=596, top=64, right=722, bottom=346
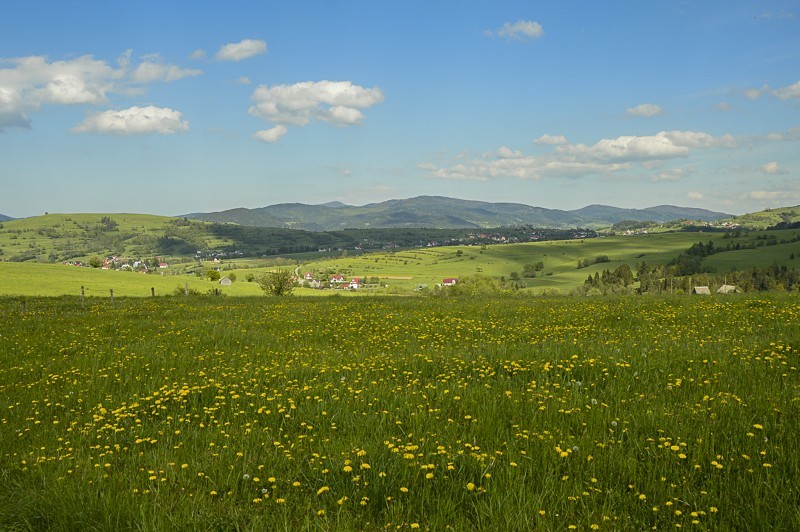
left=110, top=289, right=114, bottom=305
left=185, top=282, right=189, bottom=297
left=151, top=287, right=155, bottom=297
left=81, top=286, right=85, bottom=308
left=21, top=298, right=26, bottom=314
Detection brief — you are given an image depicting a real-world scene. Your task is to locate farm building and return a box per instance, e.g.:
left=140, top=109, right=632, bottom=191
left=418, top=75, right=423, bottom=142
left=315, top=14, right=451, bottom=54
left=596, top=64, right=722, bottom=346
left=442, top=278, right=459, bottom=286
left=219, top=277, right=232, bottom=286
left=717, top=284, right=740, bottom=294
left=692, top=286, right=711, bottom=295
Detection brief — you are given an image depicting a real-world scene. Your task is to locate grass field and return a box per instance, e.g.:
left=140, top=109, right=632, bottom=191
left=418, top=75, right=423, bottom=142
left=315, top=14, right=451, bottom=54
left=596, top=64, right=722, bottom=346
left=1, top=294, right=798, bottom=530
left=2, top=228, right=799, bottom=297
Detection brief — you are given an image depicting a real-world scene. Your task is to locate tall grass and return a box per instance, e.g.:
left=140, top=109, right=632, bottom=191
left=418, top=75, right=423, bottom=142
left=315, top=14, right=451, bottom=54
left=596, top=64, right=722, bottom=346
left=0, top=294, right=798, bottom=530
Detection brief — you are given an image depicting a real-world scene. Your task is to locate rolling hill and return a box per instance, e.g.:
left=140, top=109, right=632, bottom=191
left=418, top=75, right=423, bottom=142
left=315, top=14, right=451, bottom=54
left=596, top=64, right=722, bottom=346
left=184, top=196, right=730, bottom=231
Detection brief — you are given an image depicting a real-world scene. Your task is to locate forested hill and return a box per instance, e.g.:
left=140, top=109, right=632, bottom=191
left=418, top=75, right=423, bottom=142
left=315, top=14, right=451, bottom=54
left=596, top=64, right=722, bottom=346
left=184, top=196, right=730, bottom=231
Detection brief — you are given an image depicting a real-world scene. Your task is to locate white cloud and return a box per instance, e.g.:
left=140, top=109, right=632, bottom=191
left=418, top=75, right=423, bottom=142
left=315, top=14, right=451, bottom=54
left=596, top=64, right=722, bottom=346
left=774, top=80, right=800, bottom=100
left=253, top=125, right=287, bottom=143
left=747, top=190, right=784, bottom=200
left=744, top=88, right=762, bottom=100
left=626, top=103, right=664, bottom=117
left=72, top=106, right=188, bottom=135
left=248, top=80, right=384, bottom=140
left=761, top=161, right=780, bottom=174
left=650, top=168, right=688, bottom=182
left=486, top=20, right=544, bottom=41
left=130, top=59, right=201, bottom=83
left=190, top=49, right=207, bottom=60
left=0, top=51, right=200, bottom=130
left=687, top=191, right=705, bottom=200
left=714, top=102, right=731, bottom=111
left=534, top=134, right=568, bottom=145
left=215, top=39, right=267, bottom=61
left=420, top=128, right=786, bottom=182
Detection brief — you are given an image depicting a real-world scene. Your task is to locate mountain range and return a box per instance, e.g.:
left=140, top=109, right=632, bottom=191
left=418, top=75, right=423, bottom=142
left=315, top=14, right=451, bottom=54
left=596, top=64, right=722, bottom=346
left=183, top=196, right=730, bottom=231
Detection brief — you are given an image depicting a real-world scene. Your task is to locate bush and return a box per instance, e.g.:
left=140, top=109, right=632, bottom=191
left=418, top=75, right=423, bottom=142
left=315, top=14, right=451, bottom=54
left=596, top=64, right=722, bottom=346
left=258, top=270, right=295, bottom=296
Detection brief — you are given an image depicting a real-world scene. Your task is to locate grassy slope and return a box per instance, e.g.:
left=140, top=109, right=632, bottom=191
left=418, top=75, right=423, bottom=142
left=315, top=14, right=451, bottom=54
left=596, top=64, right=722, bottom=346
left=297, top=229, right=800, bottom=293
left=0, top=213, right=233, bottom=262
left=2, top=219, right=799, bottom=297
left=721, top=205, right=800, bottom=229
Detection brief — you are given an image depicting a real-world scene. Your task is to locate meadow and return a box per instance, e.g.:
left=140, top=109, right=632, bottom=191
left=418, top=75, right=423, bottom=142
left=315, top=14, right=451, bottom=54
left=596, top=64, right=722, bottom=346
left=1, top=294, right=798, bottom=530
left=3, top=228, right=799, bottom=298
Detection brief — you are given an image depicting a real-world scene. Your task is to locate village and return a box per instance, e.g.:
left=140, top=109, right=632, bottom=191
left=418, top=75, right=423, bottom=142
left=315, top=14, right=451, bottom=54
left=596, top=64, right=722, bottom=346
left=298, top=272, right=459, bottom=290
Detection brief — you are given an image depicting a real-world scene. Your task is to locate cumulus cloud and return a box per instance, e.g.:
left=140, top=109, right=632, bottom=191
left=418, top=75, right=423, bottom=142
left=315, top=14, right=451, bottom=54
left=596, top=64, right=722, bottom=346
left=190, top=49, right=207, bottom=60
left=420, top=128, right=791, bottom=182
left=130, top=58, right=201, bottom=83
left=0, top=51, right=200, bottom=131
left=650, top=168, right=689, bottom=182
left=72, top=105, right=188, bottom=135
left=215, top=39, right=267, bottom=61
left=747, top=190, right=784, bottom=200
left=534, top=134, right=568, bottom=145
left=774, top=80, right=800, bottom=100
left=248, top=80, right=384, bottom=141
left=687, top=191, right=705, bottom=200
left=486, top=20, right=544, bottom=41
left=253, top=125, right=287, bottom=143
left=761, top=161, right=780, bottom=174
left=626, top=103, right=664, bottom=117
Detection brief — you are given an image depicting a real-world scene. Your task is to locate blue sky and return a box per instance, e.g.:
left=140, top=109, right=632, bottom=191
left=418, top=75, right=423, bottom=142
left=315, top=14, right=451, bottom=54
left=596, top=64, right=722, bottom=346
left=2, top=1, right=799, bottom=218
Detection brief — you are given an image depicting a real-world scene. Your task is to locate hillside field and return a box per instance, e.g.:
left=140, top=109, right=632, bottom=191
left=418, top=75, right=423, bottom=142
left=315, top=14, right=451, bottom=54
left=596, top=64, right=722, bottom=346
left=2, top=228, right=799, bottom=297
left=1, top=294, right=797, bottom=530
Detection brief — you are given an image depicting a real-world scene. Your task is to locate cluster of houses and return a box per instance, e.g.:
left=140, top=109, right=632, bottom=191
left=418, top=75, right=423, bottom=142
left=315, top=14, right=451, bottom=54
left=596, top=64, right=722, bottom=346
left=692, top=284, right=739, bottom=295
left=65, top=256, right=169, bottom=272
left=300, top=272, right=459, bottom=290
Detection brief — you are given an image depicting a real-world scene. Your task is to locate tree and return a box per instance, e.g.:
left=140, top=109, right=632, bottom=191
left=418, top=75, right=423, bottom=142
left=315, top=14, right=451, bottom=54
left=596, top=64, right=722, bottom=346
left=207, top=270, right=221, bottom=281
left=258, top=270, right=295, bottom=296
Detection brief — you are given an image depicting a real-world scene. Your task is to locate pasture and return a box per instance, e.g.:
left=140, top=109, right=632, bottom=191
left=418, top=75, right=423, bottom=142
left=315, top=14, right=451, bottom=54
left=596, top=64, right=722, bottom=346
left=1, top=294, right=797, bottom=530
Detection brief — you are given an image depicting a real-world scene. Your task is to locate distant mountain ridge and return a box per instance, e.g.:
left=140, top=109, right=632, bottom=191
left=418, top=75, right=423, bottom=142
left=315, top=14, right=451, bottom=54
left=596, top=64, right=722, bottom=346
left=183, top=196, right=730, bottom=231
left=0, top=214, right=14, bottom=222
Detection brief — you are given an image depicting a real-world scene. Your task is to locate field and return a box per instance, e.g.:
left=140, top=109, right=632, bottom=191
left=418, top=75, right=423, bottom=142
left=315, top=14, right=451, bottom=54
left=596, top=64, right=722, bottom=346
left=1, top=294, right=798, bottom=530
left=3, top=228, right=798, bottom=298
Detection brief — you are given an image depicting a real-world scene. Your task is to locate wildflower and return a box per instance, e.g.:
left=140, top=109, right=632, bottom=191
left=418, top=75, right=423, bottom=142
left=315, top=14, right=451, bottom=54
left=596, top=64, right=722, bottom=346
left=467, top=482, right=476, bottom=491
left=317, top=486, right=330, bottom=495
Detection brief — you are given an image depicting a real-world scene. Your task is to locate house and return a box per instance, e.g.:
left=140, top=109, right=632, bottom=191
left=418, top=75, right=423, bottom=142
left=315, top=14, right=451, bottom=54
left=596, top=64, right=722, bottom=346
left=717, top=284, right=739, bottom=294
left=349, top=278, right=361, bottom=289
left=304, top=272, right=314, bottom=281
left=442, top=278, right=458, bottom=286
left=219, top=276, right=232, bottom=286
left=692, top=286, right=711, bottom=295
left=159, top=262, right=169, bottom=268
left=330, top=274, right=345, bottom=284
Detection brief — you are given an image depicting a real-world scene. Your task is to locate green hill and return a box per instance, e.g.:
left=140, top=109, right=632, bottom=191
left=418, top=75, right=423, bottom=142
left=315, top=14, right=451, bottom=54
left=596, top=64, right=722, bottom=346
left=719, top=205, right=800, bottom=229
left=184, top=196, right=730, bottom=230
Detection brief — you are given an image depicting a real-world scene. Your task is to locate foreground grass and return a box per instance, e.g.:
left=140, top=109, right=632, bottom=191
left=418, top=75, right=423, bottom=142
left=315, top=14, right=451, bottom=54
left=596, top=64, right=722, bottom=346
left=1, top=294, right=798, bottom=530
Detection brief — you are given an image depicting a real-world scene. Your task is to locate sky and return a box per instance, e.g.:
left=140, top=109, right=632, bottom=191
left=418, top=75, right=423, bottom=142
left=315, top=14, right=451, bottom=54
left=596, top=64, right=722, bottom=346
left=1, top=1, right=799, bottom=218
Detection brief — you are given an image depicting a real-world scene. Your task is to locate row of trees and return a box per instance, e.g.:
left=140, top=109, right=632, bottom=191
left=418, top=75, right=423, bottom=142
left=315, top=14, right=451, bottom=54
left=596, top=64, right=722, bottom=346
left=579, top=261, right=800, bottom=295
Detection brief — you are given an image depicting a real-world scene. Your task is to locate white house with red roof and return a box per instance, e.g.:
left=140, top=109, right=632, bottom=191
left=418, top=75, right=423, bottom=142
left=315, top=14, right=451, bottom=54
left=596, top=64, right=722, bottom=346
left=442, top=278, right=458, bottom=286
left=348, top=278, right=361, bottom=289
